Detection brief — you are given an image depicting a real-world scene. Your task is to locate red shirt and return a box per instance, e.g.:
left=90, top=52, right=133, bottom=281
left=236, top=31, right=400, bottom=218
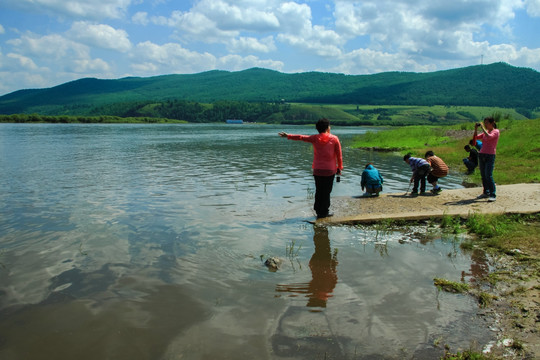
left=287, top=132, right=343, bottom=174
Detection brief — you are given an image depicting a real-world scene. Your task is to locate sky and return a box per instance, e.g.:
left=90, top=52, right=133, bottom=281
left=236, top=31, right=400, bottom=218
left=0, top=0, right=540, bottom=96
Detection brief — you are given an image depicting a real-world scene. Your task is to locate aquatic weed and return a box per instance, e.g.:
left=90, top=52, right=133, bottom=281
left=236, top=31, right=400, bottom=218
left=433, top=278, right=470, bottom=293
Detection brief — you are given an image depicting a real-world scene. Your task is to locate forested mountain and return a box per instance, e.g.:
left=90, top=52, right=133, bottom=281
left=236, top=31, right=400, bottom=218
left=0, top=62, right=539, bottom=116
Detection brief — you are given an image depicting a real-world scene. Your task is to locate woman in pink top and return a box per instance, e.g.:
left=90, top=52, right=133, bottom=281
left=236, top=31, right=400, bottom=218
left=474, top=116, right=500, bottom=202
left=279, top=118, right=343, bottom=219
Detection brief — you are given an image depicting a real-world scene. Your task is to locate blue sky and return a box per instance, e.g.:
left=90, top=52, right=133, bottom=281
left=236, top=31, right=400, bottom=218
left=1, top=0, right=539, bottom=96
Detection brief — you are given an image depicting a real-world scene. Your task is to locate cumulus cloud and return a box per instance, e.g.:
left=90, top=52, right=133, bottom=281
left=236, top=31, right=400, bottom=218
left=217, top=54, right=283, bottom=71
left=7, top=33, right=90, bottom=60
left=0, top=24, right=5, bottom=34
left=132, top=12, right=149, bottom=25
left=228, top=36, right=276, bottom=53
left=526, top=0, right=540, bottom=16
left=1, top=0, right=132, bottom=20
left=67, top=21, right=132, bottom=52
left=131, top=41, right=217, bottom=75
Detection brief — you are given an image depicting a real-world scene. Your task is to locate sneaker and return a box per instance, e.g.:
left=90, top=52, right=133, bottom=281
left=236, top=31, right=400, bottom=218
left=431, top=188, right=442, bottom=194
left=477, top=193, right=489, bottom=199
left=409, top=192, right=418, bottom=196
left=488, top=197, right=496, bottom=202
left=317, top=212, right=334, bottom=219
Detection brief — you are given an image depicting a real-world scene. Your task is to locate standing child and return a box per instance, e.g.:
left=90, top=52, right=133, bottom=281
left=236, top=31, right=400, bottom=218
left=425, top=151, right=448, bottom=194
left=403, top=153, right=430, bottom=196
left=361, top=163, right=384, bottom=196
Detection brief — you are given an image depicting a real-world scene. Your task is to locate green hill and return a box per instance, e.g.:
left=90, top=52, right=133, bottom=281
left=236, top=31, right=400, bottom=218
left=0, top=62, right=539, bottom=116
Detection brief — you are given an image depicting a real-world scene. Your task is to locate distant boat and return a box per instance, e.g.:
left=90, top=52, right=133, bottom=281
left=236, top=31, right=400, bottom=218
left=226, top=119, right=243, bottom=124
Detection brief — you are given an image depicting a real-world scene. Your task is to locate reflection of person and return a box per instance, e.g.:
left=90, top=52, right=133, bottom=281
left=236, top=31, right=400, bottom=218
left=275, top=225, right=338, bottom=308
left=403, top=153, right=430, bottom=196
left=463, top=145, right=478, bottom=173
left=424, top=151, right=448, bottom=194
left=279, top=118, right=343, bottom=218
left=474, top=117, right=500, bottom=202
left=361, top=163, right=383, bottom=196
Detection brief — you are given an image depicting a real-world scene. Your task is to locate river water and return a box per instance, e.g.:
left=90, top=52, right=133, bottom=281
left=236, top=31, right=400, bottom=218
left=0, top=124, right=492, bottom=359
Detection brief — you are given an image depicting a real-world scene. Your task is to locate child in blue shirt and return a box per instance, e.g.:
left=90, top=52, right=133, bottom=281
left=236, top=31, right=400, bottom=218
left=361, top=163, right=384, bottom=196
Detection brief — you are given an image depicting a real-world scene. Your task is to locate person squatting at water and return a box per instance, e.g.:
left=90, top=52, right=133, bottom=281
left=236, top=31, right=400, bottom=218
left=463, top=144, right=479, bottom=173
left=361, top=163, right=384, bottom=197
left=403, top=153, right=430, bottom=196
left=424, top=151, right=448, bottom=194
left=278, top=118, right=343, bottom=219
left=474, top=116, right=500, bottom=202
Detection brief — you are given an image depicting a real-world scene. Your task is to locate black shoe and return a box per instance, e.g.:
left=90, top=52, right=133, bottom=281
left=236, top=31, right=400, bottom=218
left=317, top=212, right=334, bottom=219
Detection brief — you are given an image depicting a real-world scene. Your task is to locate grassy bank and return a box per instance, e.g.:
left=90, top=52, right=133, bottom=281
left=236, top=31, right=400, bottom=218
left=351, top=118, right=540, bottom=184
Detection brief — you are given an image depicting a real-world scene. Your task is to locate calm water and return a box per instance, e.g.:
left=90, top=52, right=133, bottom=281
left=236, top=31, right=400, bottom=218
left=0, top=124, right=492, bottom=359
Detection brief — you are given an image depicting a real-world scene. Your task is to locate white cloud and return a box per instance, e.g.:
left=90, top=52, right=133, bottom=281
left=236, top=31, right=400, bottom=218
left=132, top=11, right=149, bottom=25
left=334, top=48, right=436, bottom=74
left=0, top=24, right=5, bottom=34
left=68, top=58, right=111, bottom=73
left=228, top=36, right=276, bottom=53
left=1, top=0, right=133, bottom=20
left=7, top=33, right=90, bottom=60
left=217, top=54, right=284, bottom=71
left=191, top=0, right=280, bottom=32
left=526, top=0, right=540, bottom=16
left=67, top=21, right=132, bottom=52
left=131, top=41, right=217, bottom=75
left=6, top=53, right=38, bottom=70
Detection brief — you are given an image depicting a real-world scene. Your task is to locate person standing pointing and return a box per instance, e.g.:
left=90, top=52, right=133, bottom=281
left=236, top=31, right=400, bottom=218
left=279, top=118, right=343, bottom=219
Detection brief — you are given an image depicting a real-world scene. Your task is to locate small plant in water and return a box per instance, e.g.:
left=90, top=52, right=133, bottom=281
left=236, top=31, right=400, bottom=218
left=434, top=278, right=470, bottom=293
left=286, top=239, right=302, bottom=258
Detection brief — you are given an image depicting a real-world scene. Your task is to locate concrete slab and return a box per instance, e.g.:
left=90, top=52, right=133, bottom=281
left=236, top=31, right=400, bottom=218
left=318, top=183, right=540, bottom=225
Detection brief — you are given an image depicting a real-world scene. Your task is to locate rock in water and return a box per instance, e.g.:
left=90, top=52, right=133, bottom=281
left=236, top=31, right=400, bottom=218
left=264, top=257, right=282, bottom=271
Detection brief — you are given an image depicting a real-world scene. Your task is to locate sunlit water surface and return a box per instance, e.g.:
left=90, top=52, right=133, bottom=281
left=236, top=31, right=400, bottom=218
left=0, top=124, right=492, bottom=359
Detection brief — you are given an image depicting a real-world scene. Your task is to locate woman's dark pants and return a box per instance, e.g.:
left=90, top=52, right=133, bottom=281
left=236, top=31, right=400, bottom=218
left=479, top=153, right=496, bottom=197
left=314, top=175, right=335, bottom=217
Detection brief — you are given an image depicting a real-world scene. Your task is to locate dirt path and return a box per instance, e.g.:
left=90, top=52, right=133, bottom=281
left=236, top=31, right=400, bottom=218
left=320, top=183, right=540, bottom=224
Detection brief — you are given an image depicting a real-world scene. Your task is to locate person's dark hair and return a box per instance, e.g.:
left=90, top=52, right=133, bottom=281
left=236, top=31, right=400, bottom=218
left=484, top=116, right=497, bottom=129
left=365, top=163, right=373, bottom=169
left=403, top=153, right=411, bottom=161
left=316, top=118, right=330, bottom=133
left=425, top=150, right=434, bottom=158
left=464, top=145, right=471, bottom=151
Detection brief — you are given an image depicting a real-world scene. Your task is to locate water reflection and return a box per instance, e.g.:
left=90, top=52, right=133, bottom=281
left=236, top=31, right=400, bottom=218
left=461, top=249, right=490, bottom=283
left=276, top=225, right=338, bottom=309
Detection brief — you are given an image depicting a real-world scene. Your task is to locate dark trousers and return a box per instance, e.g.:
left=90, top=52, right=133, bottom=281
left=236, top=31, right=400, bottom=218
left=463, top=158, right=477, bottom=172
left=479, top=153, right=496, bottom=197
left=412, top=164, right=430, bottom=193
left=313, top=175, right=335, bottom=217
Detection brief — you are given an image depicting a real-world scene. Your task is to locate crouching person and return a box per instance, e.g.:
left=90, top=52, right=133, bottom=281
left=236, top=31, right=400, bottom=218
left=425, top=151, right=448, bottom=194
left=361, top=163, right=383, bottom=196
left=403, top=153, right=430, bottom=196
